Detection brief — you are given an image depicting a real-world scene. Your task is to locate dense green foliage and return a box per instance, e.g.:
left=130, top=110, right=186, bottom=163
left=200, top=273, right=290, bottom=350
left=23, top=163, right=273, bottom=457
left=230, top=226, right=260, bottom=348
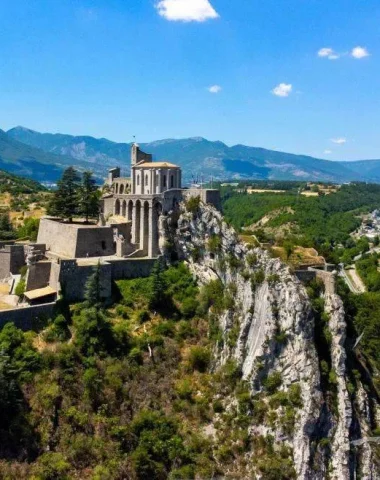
left=356, top=253, right=380, bottom=291
left=222, top=182, right=380, bottom=262
left=0, top=214, right=40, bottom=241
left=0, top=262, right=300, bottom=478
left=48, top=168, right=99, bottom=222
left=0, top=170, right=45, bottom=196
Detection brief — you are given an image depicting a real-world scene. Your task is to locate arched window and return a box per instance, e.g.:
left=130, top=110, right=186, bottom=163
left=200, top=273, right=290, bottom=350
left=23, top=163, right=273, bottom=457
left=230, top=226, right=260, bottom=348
left=170, top=175, right=174, bottom=188
left=115, top=184, right=119, bottom=194
left=163, top=175, right=167, bottom=188
left=120, top=184, right=124, bottom=194
left=145, top=174, right=148, bottom=186
left=137, top=175, right=140, bottom=186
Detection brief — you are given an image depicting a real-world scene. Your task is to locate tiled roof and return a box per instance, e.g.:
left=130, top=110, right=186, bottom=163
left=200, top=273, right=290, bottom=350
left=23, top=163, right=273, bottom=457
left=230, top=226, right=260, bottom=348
left=136, top=162, right=180, bottom=168
left=24, top=286, right=56, bottom=300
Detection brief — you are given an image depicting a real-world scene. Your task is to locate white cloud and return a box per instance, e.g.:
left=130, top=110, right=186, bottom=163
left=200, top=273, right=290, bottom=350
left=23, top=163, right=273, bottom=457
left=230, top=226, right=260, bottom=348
left=331, top=137, right=347, bottom=145
left=271, top=83, right=292, bottom=97
left=318, top=47, right=340, bottom=60
left=156, top=0, right=219, bottom=22
left=324, top=150, right=332, bottom=154
left=208, top=85, right=222, bottom=94
left=351, top=46, right=370, bottom=59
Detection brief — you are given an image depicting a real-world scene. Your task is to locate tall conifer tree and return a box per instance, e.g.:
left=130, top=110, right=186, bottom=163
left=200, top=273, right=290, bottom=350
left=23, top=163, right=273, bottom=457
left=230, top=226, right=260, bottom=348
left=78, top=171, right=99, bottom=223
left=48, top=167, right=80, bottom=222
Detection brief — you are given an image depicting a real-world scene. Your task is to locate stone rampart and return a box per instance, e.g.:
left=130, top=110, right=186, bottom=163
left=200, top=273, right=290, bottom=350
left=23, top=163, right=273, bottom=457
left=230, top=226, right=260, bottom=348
left=59, top=260, right=113, bottom=302
left=0, top=303, right=55, bottom=331
left=38, top=218, right=79, bottom=257
left=26, top=262, right=52, bottom=291
left=295, top=268, right=336, bottom=295
left=75, top=227, right=114, bottom=257
left=183, top=188, right=221, bottom=210
left=37, top=218, right=115, bottom=258
left=0, top=245, right=25, bottom=280
left=108, top=258, right=156, bottom=280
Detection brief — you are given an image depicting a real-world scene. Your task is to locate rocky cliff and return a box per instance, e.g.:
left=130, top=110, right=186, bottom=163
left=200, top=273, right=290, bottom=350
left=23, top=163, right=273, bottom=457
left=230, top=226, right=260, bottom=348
left=162, top=200, right=380, bottom=479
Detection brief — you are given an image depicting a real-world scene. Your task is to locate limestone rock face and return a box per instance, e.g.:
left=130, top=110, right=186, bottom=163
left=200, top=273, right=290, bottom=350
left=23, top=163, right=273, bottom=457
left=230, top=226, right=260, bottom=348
left=325, top=293, right=352, bottom=479
left=163, top=201, right=380, bottom=479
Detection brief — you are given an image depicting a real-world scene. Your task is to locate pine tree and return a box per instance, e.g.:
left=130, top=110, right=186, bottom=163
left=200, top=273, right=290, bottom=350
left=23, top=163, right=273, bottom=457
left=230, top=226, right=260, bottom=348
left=149, top=259, right=166, bottom=309
left=78, top=171, right=99, bottom=223
left=85, top=262, right=102, bottom=307
left=48, top=167, right=80, bottom=222
left=0, top=213, right=13, bottom=232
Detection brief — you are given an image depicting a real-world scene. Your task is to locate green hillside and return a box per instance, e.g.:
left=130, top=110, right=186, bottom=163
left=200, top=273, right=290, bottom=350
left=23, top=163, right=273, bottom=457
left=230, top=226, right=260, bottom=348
left=0, top=169, right=46, bottom=195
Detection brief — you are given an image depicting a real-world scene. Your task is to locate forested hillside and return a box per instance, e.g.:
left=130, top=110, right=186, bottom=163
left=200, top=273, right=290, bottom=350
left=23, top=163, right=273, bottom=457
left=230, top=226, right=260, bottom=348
left=0, top=170, right=46, bottom=195
left=0, top=263, right=267, bottom=479
left=222, top=182, right=380, bottom=262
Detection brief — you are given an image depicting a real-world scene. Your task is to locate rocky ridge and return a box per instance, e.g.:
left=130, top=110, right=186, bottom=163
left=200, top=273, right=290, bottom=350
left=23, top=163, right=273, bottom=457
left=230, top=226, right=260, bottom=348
left=161, top=200, right=380, bottom=479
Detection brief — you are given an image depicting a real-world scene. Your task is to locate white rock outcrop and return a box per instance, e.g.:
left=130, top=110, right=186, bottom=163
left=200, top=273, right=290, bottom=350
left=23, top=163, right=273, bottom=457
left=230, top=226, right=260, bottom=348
left=163, top=201, right=380, bottom=479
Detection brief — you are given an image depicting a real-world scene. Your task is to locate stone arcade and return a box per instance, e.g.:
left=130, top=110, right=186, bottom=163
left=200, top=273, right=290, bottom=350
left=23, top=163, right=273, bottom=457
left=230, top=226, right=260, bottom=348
left=101, top=143, right=185, bottom=258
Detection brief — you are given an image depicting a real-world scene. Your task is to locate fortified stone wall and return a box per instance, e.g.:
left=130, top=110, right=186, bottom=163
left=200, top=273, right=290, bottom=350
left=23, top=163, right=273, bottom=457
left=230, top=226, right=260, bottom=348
left=38, top=218, right=115, bottom=258
left=75, top=227, right=114, bottom=257
left=26, top=262, right=52, bottom=291
left=59, top=260, right=113, bottom=302
left=0, top=245, right=25, bottom=280
left=0, top=249, right=11, bottom=280
left=49, top=261, right=61, bottom=292
left=0, top=303, right=55, bottom=330
left=101, top=197, right=115, bottom=218
left=108, top=258, right=156, bottom=280
left=183, top=188, right=221, bottom=210
left=37, top=219, right=80, bottom=257
left=9, top=245, right=26, bottom=274
left=295, top=268, right=336, bottom=295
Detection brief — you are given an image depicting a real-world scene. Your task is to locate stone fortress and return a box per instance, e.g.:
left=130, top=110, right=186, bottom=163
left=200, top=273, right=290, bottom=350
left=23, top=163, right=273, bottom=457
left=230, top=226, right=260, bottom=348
left=0, top=144, right=220, bottom=321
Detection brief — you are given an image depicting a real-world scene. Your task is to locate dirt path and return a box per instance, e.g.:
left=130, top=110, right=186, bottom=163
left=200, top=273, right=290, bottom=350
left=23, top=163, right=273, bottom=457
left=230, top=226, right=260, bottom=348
left=345, top=267, right=366, bottom=294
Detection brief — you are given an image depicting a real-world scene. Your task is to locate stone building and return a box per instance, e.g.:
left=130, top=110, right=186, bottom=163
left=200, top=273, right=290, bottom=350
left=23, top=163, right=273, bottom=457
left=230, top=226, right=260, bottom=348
left=101, top=143, right=217, bottom=258
left=0, top=144, right=221, bottom=312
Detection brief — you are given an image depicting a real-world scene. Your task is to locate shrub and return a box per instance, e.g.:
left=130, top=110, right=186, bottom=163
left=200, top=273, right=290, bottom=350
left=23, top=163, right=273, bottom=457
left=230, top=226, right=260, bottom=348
left=191, top=246, right=202, bottom=262
left=154, top=321, right=175, bottom=337
left=180, top=297, right=198, bottom=318
left=251, top=269, right=265, bottom=289
left=269, top=391, right=288, bottom=409
left=135, top=309, right=150, bottom=324
left=73, top=307, right=117, bottom=357
left=288, top=383, right=302, bottom=408
left=198, top=280, right=226, bottom=314
left=274, top=330, right=288, bottom=345
left=175, top=378, right=193, bottom=401
left=263, top=372, right=282, bottom=394
left=186, top=195, right=201, bottom=214
left=227, top=253, right=243, bottom=271
left=267, top=274, right=280, bottom=285
left=187, top=346, right=210, bottom=373
left=213, top=399, right=224, bottom=413
left=43, top=315, right=71, bottom=343
left=207, top=235, right=222, bottom=254
left=237, top=391, right=252, bottom=414
left=15, top=279, right=26, bottom=297
left=31, top=452, right=70, bottom=480
left=246, top=253, right=257, bottom=267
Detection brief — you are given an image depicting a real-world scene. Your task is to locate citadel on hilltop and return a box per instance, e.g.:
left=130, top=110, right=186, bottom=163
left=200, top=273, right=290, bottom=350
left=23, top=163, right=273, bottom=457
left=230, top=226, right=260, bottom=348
left=0, top=144, right=220, bottom=323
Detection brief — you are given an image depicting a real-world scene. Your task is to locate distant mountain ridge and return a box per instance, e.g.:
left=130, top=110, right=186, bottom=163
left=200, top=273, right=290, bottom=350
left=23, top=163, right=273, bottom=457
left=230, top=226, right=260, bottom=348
left=5, top=126, right=380, bottom=184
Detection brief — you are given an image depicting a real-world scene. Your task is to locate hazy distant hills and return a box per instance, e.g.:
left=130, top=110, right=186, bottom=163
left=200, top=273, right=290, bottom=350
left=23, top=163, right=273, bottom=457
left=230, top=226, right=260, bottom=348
left=5, top=126, right=380, bottom=184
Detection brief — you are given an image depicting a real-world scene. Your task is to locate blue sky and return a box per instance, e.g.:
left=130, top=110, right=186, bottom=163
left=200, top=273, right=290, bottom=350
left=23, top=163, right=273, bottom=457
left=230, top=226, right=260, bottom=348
left=0, top=0, right=379, bottom=160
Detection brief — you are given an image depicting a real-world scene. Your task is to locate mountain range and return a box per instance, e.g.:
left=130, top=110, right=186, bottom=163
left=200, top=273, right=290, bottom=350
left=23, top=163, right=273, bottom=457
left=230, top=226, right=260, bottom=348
left=2, top=126, right=380, bottom=184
